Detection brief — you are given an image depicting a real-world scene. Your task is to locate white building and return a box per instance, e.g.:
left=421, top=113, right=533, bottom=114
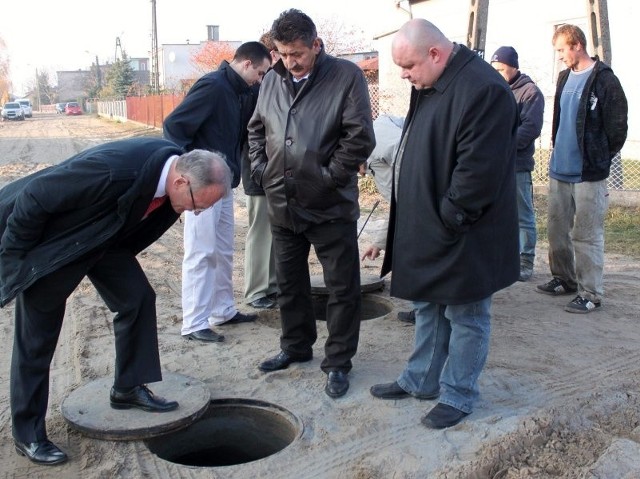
left=373, top=0, right=638, bottom=159
left=158, top=25, right=241, bottom=92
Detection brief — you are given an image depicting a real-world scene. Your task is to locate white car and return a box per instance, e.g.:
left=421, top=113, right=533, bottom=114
left=1, top=102, right=26, bottom=121
left=15, top=99, right=33, bottom=118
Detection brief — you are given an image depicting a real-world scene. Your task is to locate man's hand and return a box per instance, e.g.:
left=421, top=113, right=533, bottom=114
left=361, top=245, right=381, bottom=261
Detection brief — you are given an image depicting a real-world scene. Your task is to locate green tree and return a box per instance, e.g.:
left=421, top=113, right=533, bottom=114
left=101, top=52, right=135, bottom=98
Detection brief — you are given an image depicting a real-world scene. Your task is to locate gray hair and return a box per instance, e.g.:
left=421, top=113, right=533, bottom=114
left=175, top=149, right=231, bottom=197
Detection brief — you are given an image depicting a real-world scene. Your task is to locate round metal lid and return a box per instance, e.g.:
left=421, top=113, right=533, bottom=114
left=60, top=372, right=210, bottom=441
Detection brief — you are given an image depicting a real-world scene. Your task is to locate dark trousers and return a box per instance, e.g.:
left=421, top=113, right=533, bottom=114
left=271, top=221, right=361, bottom=373
left=11, top=248, right=162, bottom=443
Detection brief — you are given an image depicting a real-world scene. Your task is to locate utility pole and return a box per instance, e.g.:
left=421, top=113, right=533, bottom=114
left=467, top=0, right=490, bottom=58
left=95, top=55, right=102, bottom=90
left=586, top=0, right=611, bottom=64
left=115, top=36, right=123, bottom=62
left=151, top=0, right=160, bottom=94
left=35, top=68, right=40, bottom=111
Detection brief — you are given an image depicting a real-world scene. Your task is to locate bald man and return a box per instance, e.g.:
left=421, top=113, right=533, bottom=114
left=370, top=19, right=519, bottom=428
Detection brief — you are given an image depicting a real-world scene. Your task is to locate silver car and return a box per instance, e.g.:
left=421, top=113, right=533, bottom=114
left=1, top=102, right=26, bottom=121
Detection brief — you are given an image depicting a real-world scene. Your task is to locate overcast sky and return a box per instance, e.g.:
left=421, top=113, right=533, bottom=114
left=3, top=0, right=380, bottom=95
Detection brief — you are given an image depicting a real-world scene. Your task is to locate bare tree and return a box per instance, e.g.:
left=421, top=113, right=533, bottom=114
left=316, top=16, right=372, bottom=55
left=0, top=36, right=11, bottom=104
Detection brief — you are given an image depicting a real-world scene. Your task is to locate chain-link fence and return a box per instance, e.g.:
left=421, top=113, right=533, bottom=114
left=366, top=77, right=639, bottom=192
left=534, top=147, right=633, bottom=190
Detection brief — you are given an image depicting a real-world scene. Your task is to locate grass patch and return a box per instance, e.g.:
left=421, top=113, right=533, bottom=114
left=534, top=193, right=640, bottom=259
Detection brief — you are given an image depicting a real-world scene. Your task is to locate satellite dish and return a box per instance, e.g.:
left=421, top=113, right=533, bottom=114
left=169, top=51, right=176, bottom=63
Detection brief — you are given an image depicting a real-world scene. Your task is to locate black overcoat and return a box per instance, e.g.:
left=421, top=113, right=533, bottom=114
left=0, top=137, right=182, bottom=306
left=382, top=46, right=520, bottom=304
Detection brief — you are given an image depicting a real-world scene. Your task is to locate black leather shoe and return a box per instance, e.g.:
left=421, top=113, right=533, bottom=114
left=223, top=312, right=258, bottom=324
left=370, top=381, right=439, bottom=400
left=14, top=439, right=68, bottom=465
left=397, top=310, right=416, bottom=323
left=325, top=371, right=349, bottom=398
left=421, top=403, right=469, bottom=429
left=110, top=385, right=179, bottom=412
left=249, top=297, right=277, bottom=309
left=183, top=328, right=225, bottom=342
left=370, top=381, right=411, bottom=399
left=259, top=351, right=312, bottom=372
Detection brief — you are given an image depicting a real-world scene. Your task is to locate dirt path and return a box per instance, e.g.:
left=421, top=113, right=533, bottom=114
left=1, top=113, right=639, bottom=478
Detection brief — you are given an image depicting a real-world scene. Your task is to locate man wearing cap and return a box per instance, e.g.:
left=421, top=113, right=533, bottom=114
left=491, top=46, right=545, bottom=281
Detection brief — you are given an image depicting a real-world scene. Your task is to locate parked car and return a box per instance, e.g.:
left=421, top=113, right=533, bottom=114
left=1, top=102, right=26, bottom=121
left=65, top=102, right=82, bottom=115
left=55, top=103, right=66, bottom=114
left=15, top=99, right=33, bottom=118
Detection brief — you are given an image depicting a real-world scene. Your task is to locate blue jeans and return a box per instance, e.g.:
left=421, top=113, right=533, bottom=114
left=398, top=297, right=492, bottom=414
left=516, top=171, right=536, bottom=260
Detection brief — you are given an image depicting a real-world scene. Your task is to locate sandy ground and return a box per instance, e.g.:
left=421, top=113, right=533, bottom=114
left=1, top=113, right=640, bottom=478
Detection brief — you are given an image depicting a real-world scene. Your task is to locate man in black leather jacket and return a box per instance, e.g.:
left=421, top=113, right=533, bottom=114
left=248, top=9, right=375, bottom=398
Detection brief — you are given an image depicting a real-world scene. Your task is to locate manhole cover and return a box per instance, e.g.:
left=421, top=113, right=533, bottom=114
left=61, top=372, right=210, bottom=441
left=145, top=398, right=303, bottom=467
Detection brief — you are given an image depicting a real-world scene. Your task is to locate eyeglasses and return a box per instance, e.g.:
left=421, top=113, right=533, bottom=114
left=184, top=175, right=205, bottom=215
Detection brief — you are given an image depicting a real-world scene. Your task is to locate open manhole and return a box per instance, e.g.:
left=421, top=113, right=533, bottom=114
left=312, top=294, right=393, bottom=321
left=310, top=273, right=385, bottom=294
left=145, top=398, right=303, bottom=467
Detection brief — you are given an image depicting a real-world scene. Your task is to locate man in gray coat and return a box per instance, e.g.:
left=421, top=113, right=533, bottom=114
left=248, top=9, right=375, bottom=398
left=370, top=19, right=519, bottom=428
left=0, top=138, right=230, bottom=465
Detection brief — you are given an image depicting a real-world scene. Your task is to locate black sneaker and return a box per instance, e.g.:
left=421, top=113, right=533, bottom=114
left=536, top=278, right=577, bottom=296
left=565, top=295, right=601, bottom=314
